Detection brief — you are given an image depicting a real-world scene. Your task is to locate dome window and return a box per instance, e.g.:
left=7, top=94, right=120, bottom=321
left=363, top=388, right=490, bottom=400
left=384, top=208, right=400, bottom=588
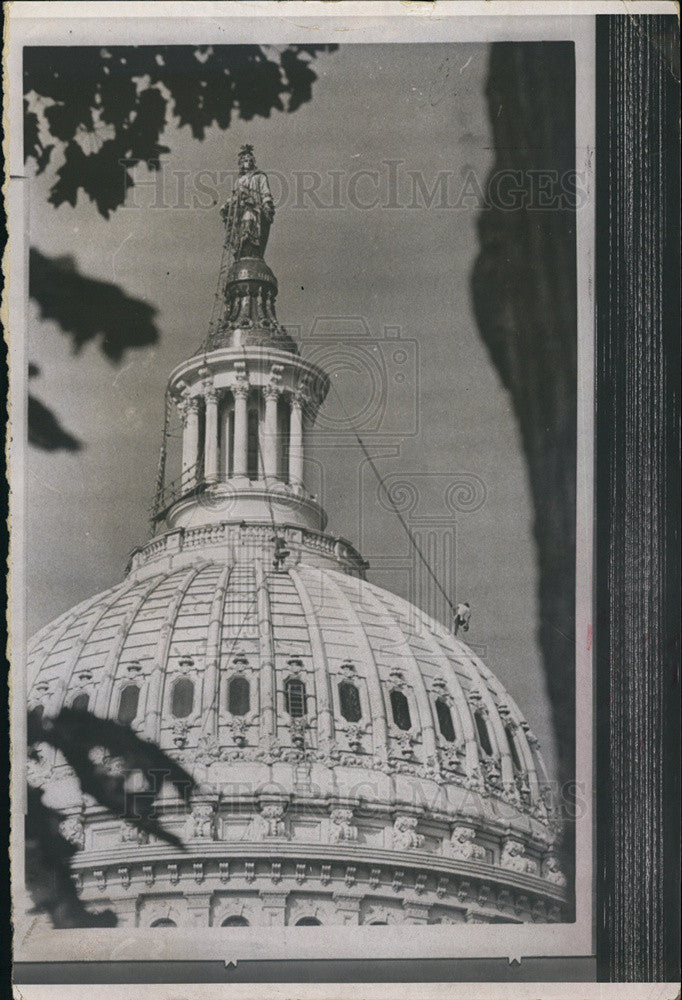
left=72, top=693, right=89, bottom=712
left=222, top=915, right=249, bottom=926
left=506, top=726, right=523, bottom=774
left=284, top=676, right=307, bottom=718
left=474, top=710, right=493, bottom=756
left=150, top=918, right=176, bottom=927
left=435, top=697, right=456, bottom=742
left=117, top=685, right=139, bottom=726
left=171, top=677, right=194, bottom=718
left=338, top=680, right=362, bottom=723
left=227, top=675, right=250, bottom=716
left=295, top=917, right=322, bottom=926
left=390, top=689, right=411, bottom=731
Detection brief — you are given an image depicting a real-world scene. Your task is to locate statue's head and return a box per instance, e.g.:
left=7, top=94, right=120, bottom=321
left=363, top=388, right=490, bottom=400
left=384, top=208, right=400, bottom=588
left=238, top=143, right=256, bottom=173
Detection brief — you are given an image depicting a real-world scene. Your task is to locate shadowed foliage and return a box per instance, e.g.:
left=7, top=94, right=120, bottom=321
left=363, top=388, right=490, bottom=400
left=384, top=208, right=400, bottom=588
left=29, top=248, right=159, bottom=361
left=471, top=42, right=577, bottom=892
left=28, top=394, right=82, bottom=452
left=27, top=707, right=196, bottom=927
left=28, top=362, right=82, bottom=452
left=24, top=44, right=337, bottom=216
left=25, top=785, right=117, bottom=929
left=25, top=43, right=337, bottom=450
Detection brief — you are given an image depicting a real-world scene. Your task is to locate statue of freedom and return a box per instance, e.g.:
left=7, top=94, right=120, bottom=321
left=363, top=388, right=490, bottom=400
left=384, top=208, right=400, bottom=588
left=220, top=144, right=275, bottom=259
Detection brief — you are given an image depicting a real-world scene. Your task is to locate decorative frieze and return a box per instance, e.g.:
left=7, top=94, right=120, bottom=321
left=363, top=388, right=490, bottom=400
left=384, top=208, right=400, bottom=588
left=542, top=851, right=567, bottom=887
left=184, top=801, right=217, bottom=841
left=500, top=838, right=538, bottom=875
left=329, top=807, right=357, bottom=844
left=445, top=825, right=486, bottom=861
left=391, top=814, right=424, bottom=851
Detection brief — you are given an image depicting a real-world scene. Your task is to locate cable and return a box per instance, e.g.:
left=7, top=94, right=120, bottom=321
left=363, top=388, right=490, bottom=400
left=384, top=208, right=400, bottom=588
left=326, top=377, right=460, bottom=622
left=151, top=386, right=173, bottom=533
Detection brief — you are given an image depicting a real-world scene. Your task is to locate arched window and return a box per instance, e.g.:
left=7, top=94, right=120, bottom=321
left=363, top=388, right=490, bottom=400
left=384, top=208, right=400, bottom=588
left=390, top=689, right=411, bottom=731
left=435, top=698, right=456, bottom=742
left=221, top=915, right=249, bottom=927
left=117, top=685, right=139, bottom=726
left=369, top=920, right=388, bottom=925
left=227, top=675, right=250, bottom=716
left=506, top=726, right=523, bottom=774
left=284, top=677, right=307, bottom=718
left=338, top=680, right=362, bottom=723
left=171, top=677, right=194, bottom=718
left=72, top=693, right=89, bottom=712
left=474, top=711, right=493, bottom=756
left=247, top=408, right=259, bottom=480
left=295, top=917, right=321, bottom=926
left=150, top=918, right=176, bottom=927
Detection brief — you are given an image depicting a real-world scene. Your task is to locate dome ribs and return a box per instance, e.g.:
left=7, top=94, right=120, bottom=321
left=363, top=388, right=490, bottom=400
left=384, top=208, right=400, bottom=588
left=27, top=589, right=108, bottom=691
left=288, top=566, right=335, bottom=751
left=435, top=629, right=515, bottom=788
left=90, top=572, right=174, bottom=722
left=254, top=561, right=277, bottom=741
left=347, top=579, right=438, bottom=767
left=476, top=664, right=542, bottom=804
left=368, top=586, right=480, bottom=779
left=143, top=565, right=205, bottom=744
left=200, top=563, right=233, bottom=741
left=53, top=574, right=144, bottom=716
left=307, top=567, right=389, bottom=765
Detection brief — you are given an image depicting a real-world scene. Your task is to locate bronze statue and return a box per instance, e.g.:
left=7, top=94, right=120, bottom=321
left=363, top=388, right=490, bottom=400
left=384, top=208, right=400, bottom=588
left=221, top=144, right=275, bottom=259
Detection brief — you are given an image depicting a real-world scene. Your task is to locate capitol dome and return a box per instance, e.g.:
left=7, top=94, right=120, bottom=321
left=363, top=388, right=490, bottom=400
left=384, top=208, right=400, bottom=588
left=27, top=149, right=567, bottom=928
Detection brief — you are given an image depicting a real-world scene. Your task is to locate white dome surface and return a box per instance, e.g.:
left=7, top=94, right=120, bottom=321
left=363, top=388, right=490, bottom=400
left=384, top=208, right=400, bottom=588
left=28, top=539, right=567, bottom=928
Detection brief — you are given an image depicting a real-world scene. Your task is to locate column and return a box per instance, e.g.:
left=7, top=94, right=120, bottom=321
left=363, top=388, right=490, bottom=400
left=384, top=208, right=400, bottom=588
left=289, top=391, right=305, bottom=488
left=204, top=386, right=219, bottom=483
left=182, top=397, right=200, bottom=489
left=233, top=383, right=249, bottom=478
left=263, top=384, right=279, bottom=481
left=222, top=397, right=233, bottom=477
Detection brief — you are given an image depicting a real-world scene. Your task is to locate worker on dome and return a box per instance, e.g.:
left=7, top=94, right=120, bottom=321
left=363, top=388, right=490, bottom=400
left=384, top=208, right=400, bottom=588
left=221, top=144, right=275, bottom=260
left=453, top=601, right=471, bottom=636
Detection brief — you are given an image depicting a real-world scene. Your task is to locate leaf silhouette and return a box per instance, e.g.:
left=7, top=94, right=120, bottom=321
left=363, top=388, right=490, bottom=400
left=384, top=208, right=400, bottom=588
left=25, top=785, right=117, bottom=928
left=28, top=707, right=195, bottom=850
left=24, top=44, right=337, bottom=215
left=28, top=393, right=82, bottom=452
left=29, top=247, right=159, bottom=360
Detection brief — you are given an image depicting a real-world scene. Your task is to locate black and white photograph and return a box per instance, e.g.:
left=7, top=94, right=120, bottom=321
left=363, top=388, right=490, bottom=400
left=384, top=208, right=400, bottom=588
left=4, top=1, right=679, bottom=995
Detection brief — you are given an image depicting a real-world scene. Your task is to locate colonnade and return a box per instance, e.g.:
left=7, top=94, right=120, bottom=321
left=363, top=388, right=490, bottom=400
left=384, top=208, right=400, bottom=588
left=180, top=382, right=308, bottom=490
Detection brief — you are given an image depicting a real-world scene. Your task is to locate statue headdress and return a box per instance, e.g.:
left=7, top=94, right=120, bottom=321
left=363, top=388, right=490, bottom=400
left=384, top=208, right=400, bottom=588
left=238, top=143, right=255, bottom=161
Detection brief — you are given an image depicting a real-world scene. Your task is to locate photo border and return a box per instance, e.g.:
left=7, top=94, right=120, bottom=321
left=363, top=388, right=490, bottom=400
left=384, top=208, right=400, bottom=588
left=3, top=0, right=678, bottom=990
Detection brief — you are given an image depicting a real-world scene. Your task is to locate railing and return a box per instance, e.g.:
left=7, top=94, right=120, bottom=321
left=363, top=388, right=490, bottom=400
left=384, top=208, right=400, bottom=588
left=150, top=459, right=205, bottom=524
left=128, top=522, right=369, bottom=578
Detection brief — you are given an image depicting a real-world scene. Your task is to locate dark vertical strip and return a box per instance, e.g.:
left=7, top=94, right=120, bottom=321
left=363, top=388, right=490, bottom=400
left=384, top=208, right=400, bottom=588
left=471, top=41, right=577, bottom=896
left=596, top=14, right=681, bottom=982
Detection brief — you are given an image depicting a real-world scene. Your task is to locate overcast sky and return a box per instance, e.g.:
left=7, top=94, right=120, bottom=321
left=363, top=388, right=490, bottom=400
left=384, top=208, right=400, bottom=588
left=26, top=42, right=558, bottom=781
